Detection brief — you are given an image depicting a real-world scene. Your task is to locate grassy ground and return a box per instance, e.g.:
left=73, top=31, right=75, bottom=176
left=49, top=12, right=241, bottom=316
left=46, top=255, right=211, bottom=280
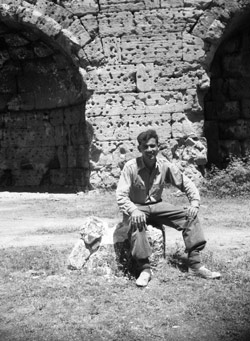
left=0, top=190, right=250, bottom=341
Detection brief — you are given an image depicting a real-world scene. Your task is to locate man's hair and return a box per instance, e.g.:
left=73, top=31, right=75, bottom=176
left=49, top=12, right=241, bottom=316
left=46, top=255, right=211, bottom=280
left=137, top=129, right=159, bottom=146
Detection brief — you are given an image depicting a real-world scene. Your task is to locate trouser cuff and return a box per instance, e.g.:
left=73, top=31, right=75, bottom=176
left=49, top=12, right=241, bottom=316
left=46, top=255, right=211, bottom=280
left=188, top=250, right=202, bottom=270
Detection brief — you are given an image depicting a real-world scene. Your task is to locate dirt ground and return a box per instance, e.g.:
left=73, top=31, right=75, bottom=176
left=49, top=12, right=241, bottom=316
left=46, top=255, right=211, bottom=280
left=1, top=191, right=250, bottom=256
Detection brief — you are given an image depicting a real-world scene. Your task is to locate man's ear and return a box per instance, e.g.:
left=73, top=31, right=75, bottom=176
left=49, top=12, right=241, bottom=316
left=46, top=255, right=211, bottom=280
left=138, top=145, right=142, bottom=153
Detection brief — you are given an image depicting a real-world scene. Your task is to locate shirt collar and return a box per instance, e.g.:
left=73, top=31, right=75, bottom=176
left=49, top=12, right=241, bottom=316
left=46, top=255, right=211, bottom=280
left=137, top=156, right=160, bottom=171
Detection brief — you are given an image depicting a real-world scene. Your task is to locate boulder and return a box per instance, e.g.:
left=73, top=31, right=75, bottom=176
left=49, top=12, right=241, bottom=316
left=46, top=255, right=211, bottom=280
left=67, top=216, right=165, bottom=276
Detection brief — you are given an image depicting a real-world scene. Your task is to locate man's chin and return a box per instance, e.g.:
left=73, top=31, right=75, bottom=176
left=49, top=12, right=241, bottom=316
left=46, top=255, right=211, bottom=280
left=145, top=155, right=156, bottom=161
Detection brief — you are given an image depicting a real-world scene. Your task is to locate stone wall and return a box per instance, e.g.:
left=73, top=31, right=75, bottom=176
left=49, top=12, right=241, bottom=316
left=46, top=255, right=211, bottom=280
left=205, top=23, right=250, bottom=166
left=1, top=0, right=250, bottom=190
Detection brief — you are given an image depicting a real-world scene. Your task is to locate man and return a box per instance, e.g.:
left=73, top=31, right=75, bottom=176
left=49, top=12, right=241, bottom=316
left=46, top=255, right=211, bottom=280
left=116, top=129, right=221, bottom=287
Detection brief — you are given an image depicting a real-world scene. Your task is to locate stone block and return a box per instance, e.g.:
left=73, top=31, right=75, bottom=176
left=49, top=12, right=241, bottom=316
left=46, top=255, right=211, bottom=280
left=242, top=99, right=250, bottom=119
left=83, top=37, right=105, bottom=66
left=217, top=101, right=240, bottom=121
left=191, top=10, right=216, bottom=39
left=219, top=140, right=241, bottom=158
left=154, top=71, right=196, bottom=92
left=184, top=0, right=212, bottom=7
left=120, top=33, right=182, bottom=64
left=0, top=50, right=10, bottom=67
left=229, top=78, right=250, bottom=100
left=75, top=145, right=89, bottom=168
left=85, top=91, right=184, bottom=120
left=68, top=216, right=165, bottom=275
left=56, top=146, right=67, bottom=168
left=205, top=19, right=225, bottom=43
left=63, top=0, right=99, bottom=15
left=35, top=13, right=62, bottom=38
left=133, top=9, right=186, bottom=35
left=67, top=239, right=90, bottom=270
left=98, top=11, right=134, bottom=37
left=0, top=94, right=11, bottom=112
left=9, top=46, right=34, bottom=60
left=7, top=93, right=36, bottom=111
left=50, top=108, right=64, bottom=126
left=219, top=119, right=250, bottom=140
left=64, top=105, right=83, bottom=125
left=67, top=146, right=77, bottom=168
left=210, top=78, right=228, bottom=101
left=241, top=139, right=250, bottom=156
left=183, top=32, right=205, bottom=62
left=50, top=168, right=88, bottom=187
left=12, top=168, right=45, bottom=187
left=33, top=41, right=53, bottom=58
left=0, top=69, right=17, bottom=93
left=99, top=0, right=159, bottom=12
left=83, top=65, right=137, bottom=93
left=102, top=37, right=121, bottom=64
left=161, top=0, right=184, bottom=7
left=81, top=14, right=99, bottom=38
left=222, top=53, right=244, bottom=78
left=136, top=63, right=154, bottom=92
left=172, top=112, right=196, bottom=138
left=50, top=169, right=67, bottom=186
left=61, top=19, right=91, bottom=47
left=204, top=101, right=217, bottom=120
left=35, top=0, right=73, bottom=29
left=4, top=32, right=29, bottom=47
left=89, top=112, right=171, bottom=141
left=54, top=125, right=68, bottom=146
left=69, top=123, right=86, bottom=145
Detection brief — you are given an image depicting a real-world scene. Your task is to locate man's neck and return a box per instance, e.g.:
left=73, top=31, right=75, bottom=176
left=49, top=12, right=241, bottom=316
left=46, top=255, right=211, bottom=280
left=143, top=157, right=156, bottom=171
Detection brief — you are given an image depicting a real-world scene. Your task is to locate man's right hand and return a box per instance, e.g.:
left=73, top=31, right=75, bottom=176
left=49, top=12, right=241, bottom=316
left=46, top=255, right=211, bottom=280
left=131, top=209, right=146, bottom=231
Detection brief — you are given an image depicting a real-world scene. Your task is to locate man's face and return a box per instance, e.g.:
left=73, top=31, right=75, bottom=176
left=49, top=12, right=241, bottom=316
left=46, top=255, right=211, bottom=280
left=139, top=137, right=159, bottom=163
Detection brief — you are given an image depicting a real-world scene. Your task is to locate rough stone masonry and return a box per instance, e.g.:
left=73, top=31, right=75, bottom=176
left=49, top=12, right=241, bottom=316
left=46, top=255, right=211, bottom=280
left=0, top=0, right=250, bottom=190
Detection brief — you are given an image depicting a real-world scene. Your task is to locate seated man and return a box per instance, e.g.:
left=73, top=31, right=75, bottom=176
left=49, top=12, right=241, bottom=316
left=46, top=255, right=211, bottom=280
left=116, top=129, right=221, bottom=287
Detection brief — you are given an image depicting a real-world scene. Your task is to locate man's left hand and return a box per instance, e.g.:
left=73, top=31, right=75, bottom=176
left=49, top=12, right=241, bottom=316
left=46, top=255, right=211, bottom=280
left=186, top=206, right=199, bottom=221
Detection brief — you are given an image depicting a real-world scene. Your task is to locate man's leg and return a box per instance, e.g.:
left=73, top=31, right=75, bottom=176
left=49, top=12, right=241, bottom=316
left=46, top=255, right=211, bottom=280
left=125, top=205, right=153, bottom=286
left=148, top=202, right=220, bottom=278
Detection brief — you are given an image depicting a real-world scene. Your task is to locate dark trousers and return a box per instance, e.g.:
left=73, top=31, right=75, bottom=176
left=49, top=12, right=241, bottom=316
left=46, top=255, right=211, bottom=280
left=125, top=202, right=206, bottom=271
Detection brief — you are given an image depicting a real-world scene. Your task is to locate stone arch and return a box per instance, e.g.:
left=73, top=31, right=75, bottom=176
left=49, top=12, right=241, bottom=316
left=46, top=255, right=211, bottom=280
left=189, top=1, right=250, bottom=167
left=0, top=0, right=97, bottom=191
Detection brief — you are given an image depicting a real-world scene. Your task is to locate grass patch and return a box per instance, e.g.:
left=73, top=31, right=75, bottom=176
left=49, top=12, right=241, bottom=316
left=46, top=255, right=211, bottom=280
left=1, top=244, right=250, bottom=341
left=1, top=191, right=250, bottom=341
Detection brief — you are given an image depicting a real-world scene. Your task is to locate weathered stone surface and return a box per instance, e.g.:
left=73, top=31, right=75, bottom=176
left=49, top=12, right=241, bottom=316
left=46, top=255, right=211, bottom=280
left=83, top=37, right=105, bottom=65
left=98, top=11, right=134, bottom=37
left=81, top=14, right=98, bottom=38
left=88, top=113, right=171, bottom=141
left=242, top=99, right=250, bottom=119
left=68, top=239, right=90, bottom=270
left=102, top=36, right=121, bottom=64
left=83, top=65, right=137, bottom=93
left=68, top=216, right=165, bottom=275
left=63, top=0, right=99, bottom=15
left=2, top=0, right=250, bottom=189
left=99, top=0, right=160, bottom=12
left=61, top=18, right=91, bottom=47
left=120, top=34, right=182, bottom=65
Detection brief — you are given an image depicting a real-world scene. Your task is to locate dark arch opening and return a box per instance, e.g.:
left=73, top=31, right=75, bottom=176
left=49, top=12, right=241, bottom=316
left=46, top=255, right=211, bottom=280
left=0, top=18, right=91, bottom=192
left=204, top=13, right=250, bottom=168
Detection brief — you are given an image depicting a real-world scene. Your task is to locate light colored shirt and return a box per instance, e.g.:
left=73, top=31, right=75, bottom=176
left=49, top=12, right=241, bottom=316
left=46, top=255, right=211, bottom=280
left=116, top=156, right=200, bottom=215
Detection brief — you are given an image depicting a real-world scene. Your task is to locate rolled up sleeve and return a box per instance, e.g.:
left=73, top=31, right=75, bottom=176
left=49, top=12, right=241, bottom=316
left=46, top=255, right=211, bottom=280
left=116, top=164, right=138, bottom=215
left=166, top=164, right=200, bottom=205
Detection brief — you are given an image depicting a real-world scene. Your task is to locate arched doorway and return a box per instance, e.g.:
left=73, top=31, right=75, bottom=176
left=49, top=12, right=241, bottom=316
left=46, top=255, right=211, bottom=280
left=0, top=18, right=90, bottom=191
left=204, top=17, right=250, bottom=168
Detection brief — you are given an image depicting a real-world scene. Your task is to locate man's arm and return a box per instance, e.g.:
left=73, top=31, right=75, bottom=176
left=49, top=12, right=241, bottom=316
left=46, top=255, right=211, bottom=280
left=116, top=163, right=138, bottom=215
left=116, top=163, right=146, bottom=230
left=166, top=163, right=200, bottom=219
